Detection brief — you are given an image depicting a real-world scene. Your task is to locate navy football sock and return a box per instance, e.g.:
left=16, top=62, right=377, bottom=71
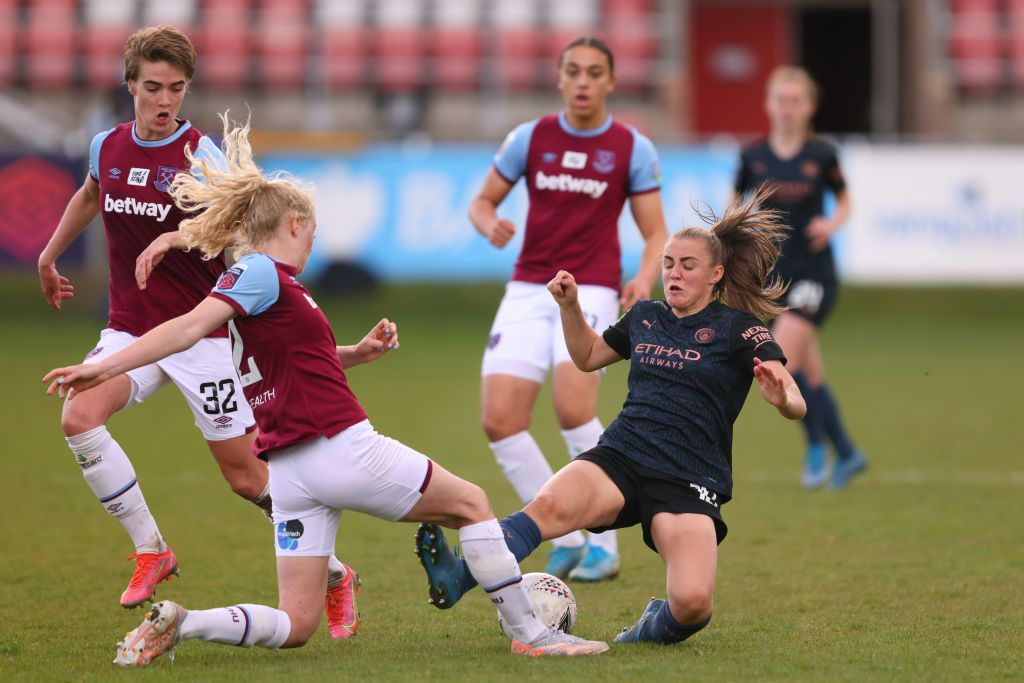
left=458, top=511, right=543, bottom=592
left=641, top=602, right=711, bottom=644
left=818, top=383, right=856, bottom=459
left=793, top=372, right=825, bottom=445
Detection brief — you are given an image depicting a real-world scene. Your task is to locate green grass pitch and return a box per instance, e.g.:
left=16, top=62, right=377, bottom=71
left=1, top=275, right=1022, bottom=681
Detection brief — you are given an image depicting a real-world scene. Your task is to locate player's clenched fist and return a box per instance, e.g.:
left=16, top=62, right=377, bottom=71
left=547, top=270, right=578, bottom=306
left=487, top=218, right=516, bottom=248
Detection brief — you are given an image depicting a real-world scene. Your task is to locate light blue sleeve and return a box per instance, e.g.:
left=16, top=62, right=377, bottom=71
left=191, top=135, right=228, bottom=184
left=628, top=129, right=661, bottom=194
left=493, top=119, right=539, bottom=184
left=88, top=128, right=115, bottom=181
left=211, top=253, right=281, bottom=316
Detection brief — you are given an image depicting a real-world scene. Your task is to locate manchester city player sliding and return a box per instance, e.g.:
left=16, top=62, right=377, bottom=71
left=417, top=190, right=807, bottom=646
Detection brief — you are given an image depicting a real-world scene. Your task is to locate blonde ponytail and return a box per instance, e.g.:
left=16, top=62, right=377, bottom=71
left=170, top=112, right=314, bottom=260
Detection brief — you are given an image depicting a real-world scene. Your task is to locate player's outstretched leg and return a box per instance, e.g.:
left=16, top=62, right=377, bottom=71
left=614, top=597, right=712, bottom=645
left=114, top=600, right=186, bottom=666
left=415, top=523, right=470, bottom=609
left=324, top=562, right=360, bottom=639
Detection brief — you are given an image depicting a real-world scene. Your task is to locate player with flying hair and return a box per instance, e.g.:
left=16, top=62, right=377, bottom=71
left=43, top=114, right=611, bottom=664
left=734, top=66, right=867, bottom=488
left=470, top=35, right=668, bottom=582
left=36, top=26, right=359, bottom=638
left=415, top=190, right=807, bottom=646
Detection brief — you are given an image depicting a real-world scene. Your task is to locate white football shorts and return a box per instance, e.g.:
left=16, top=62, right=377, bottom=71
left=482, top=281, right=620, bottom=383
left=82, top=328, right=255, bottom=441
left=267, top=419, right=431, bottom=557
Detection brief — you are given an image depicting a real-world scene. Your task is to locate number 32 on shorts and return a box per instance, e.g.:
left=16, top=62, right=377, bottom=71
left=199, top=379, right=238, bottom=415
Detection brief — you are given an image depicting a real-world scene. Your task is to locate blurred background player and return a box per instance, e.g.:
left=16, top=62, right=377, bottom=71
left=35, top=26, right=357, bottom=637
left=416, top=192, right=806, bottom=645
left=469, top=36, right=668, bottom=582
left=733, top=67, right=867, bottom=489
left=43, top=114, right=609, bottom=663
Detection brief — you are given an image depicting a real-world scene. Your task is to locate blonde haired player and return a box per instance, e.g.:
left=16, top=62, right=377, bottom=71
left=36, top=25, right=357, bottom=637
left=44, top=114, right=609, bottom=664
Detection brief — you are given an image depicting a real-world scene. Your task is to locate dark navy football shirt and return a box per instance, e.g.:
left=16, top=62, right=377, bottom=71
left=598, top=299, right=786, bottom=499
left=734, top=138, right=846, bottom=282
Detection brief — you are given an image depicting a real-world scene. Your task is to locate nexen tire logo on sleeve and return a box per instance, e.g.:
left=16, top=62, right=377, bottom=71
left=534, top=170, right=608, bottom=199
left=103, top=194, right=172, bottom=222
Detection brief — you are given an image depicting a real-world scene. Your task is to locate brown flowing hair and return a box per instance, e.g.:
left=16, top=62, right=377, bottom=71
left=169, top=112, right=315, bottom=259
left=671, top=188, right=789, bottom=320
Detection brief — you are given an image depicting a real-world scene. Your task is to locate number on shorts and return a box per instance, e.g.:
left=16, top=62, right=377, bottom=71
left=228, top=319, right=263, bottom=388
left=199, top=379, right=239, bottom=415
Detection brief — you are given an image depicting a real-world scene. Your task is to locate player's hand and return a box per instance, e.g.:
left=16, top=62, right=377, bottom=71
left=619, top=277, right=649, bottom=309
left=547, top=270, right=579, bottom=306
left=806, top=216, right=834, bottom=253
left=38, top=262, right=75, bottom=312
left=136, top=232, right=175, bottom=289
left=486, top=218, right=516, bottom=249
left=753, top=357, right=787, bottom=406
left=353, top=318, right=400, bottom=365
left=42, top=363, right=106, bottom=400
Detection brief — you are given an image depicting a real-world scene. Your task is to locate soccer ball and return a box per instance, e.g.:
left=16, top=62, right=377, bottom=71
left=498, top=572, right=577, bottom=638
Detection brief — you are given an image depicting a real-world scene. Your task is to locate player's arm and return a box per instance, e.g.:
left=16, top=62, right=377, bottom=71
left=468, top=168, right=517, bottom=248
left=548, top=270, right=623, bottom=372
left=337, top=318, right=400, bottom=368
left=43, top=297, right=236, bottom=398
left=753, top=358, right=806, bottom=420
left=621, top=190, right=668, bottom=308
left=806, top=188, right=851, bottom=253
left=37, top=174, right=101, bottom=311
left=136, top=230, right=189, bottom=289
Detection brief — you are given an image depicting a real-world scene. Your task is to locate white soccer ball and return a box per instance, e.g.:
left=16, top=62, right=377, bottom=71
left=498, top=572, right=578, bottom=638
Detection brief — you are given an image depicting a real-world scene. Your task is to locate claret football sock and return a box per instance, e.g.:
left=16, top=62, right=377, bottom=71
left=178, top=604, right=291, bottom=648
left=67, top=426, right=163, bottom=553
left=459, top=519, right=547, bottom=644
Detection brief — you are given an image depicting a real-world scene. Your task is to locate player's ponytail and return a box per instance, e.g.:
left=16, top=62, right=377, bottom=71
left=672, top=188, right=789, bottom=320
left=170, top=112, right=314, bottom=260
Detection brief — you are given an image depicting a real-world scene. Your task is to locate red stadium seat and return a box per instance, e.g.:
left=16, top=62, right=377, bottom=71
left=255, top=0, right=310, bottom=89
left=0, top=0, right=16, bottom=87
left=197, top=0, right=252, bottom=90
left=23, top=0, right=77, bottom=90
left=493, top=1, right=542, bottom=90
left=604, top=0, right=658, bottom=91
left=316, top=0, right=367, bottom=91
left=430, top=0, right=481, bottom=90
left=84, top=0, right=137, bottom=90
left=949, top=0, right=1003, bottom=92
left=373, top=0, right=426, bottom=92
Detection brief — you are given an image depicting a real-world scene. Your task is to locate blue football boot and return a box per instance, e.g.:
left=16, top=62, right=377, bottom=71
left=542, top=543, right=587, bottom=579
left=830, top=450, right=868, bottom=489
left=414, top=523, right=469, bottom=609
left=614, top=597, right=664, bottom=644
left=568, top=546, right=621, bottom=582
left=801, top=442, right=829, bottom=489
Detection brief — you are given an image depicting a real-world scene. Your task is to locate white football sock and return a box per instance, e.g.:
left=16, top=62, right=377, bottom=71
left=490, top=432, right=584, bottom=549
left=67, top=426, right=163, bottom=554
left=460, top=520, right=547, bottom=644
left=561, top=419, right=618, bottom=554
left=179, top=604, right=291, bottom=648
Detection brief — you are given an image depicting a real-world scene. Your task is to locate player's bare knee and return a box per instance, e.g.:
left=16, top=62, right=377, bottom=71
left=667, top=584, right=713, bottom=624
left=524, top=490, right=574, bottom=536
left=60, top=404, right=105, bottom=437
left=453, top=482, right=493, bottom=526
left=553, top=408, right=594, bottom=432
left=481, top=413, right=530, bottom=443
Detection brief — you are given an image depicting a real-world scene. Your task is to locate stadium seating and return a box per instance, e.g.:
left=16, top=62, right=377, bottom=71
left=949, top=0, right=1003, bottom=92
left=6, top=0, right=663, bottom=93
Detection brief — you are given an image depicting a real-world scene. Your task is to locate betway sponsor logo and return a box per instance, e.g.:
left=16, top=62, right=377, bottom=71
left=534, top=170, right=608, bottom=199
left=103, top=194, right=172, bottom=222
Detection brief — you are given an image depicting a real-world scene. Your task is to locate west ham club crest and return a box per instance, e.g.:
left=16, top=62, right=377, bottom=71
left=593, top=149, right=616, bottom=174
left=153, top=165, right=178, bottom=192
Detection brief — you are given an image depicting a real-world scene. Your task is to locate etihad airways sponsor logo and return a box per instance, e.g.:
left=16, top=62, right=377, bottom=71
left=104, top=194, right=172, bottom=222
left=634, top=342, right=701, bottom=369
left=534, top=170, right=608, bottom=198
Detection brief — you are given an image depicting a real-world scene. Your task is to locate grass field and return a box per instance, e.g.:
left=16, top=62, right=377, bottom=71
left=1, top=273, right=1022, bottom=681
